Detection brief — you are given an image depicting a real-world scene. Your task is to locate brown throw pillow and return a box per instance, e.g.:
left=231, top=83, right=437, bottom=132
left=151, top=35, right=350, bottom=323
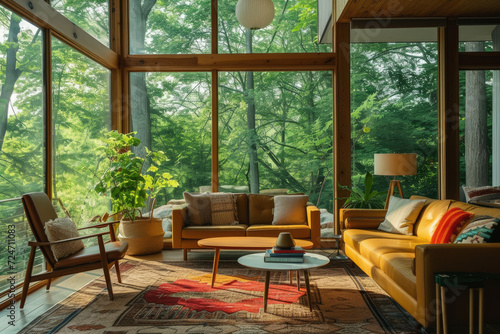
left=211, top=193, right=237, bottom=225
left=183, top=192, right=212, bottom=225
left=272, top=195, right=309, bottom=225
left=248, top=194, right=274, bottom=225
left=44, top=217, right=84, bottom=261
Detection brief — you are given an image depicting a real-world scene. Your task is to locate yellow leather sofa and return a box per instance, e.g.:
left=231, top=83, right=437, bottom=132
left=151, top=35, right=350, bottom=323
left=172, top=193, right=321, bottom=260
left=341, top=196, right=500, bottom=329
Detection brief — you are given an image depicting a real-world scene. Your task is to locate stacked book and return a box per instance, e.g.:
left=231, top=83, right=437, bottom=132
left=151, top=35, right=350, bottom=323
left=264, top=246, right=305, bottom=263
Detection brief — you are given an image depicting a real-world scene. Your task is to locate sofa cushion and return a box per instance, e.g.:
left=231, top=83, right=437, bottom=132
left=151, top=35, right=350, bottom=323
left=379, top=252, right=417, bottom=299
left=182, top=224, right=248, bottom=239
left=234, top=193, right=249, bottom=225
left=378, top=196, right=425, bottom=235
left=272, top=195, right=308, bottom=225
left=411, top=197, right=452, bottom=242
left=454, top=215, right=500, bottom=244
left=343, top=229, right=426, bottom=269
left=246, top=224, right=311, bottom=239
left=210, top=193, right=237, bottom=225
left=183, top=192, right=211, bottom=226
left=431, top=207, right=474, bottom=244
left=248, top=194, right=274, bottom=225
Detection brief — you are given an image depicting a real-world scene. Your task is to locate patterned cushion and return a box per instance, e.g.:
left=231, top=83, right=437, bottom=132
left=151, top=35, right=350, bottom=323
left=211, top=193, right=237, bottom=225
left=454, top=216, right=500, bottom=244
left=463, top=185, right=500, bottom=202
left=183, top=192, right=211, bottom=226
left=272, top=195, right=309, bottom=225
left=44, top=217, right=84, bottom=261
left=378, top=197, right=426, bottom=235
left=431, top=207, right=474, bottom=244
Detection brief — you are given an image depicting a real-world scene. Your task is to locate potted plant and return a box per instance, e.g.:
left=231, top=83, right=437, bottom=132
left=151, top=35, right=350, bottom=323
left=338, top=172, right=384, bottom=209
left=94, top=131, right=179, bottom=255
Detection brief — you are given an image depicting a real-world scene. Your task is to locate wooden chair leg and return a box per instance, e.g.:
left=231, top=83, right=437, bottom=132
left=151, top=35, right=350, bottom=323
left=98, top=236, right=114, bottom=300
left=46, top=278, right=52, bottom=290
left=114, top=260, right=122, bottom=283
left=20, top=247, right=36, bottom=309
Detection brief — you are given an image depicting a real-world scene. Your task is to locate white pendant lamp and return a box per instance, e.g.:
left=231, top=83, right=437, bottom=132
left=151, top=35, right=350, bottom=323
left=236, top=0, right=275, bottom=30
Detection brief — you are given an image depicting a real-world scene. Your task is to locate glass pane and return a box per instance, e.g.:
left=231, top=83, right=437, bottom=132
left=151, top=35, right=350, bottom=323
left=130, top=72, right=212, bottom=202
left=219, top=0, right=331, bottom=53
left=52, top=38, right=111, bottom=228
left=350, top=42, right=439, bottom=201
left=459, top=69, right=498, bottom=197
left=0, top=7, right=44, bottom=293
left=459, top=25, right=499, bottom=52
left=52, top=0, right=110, bottom=47
left=129, top=0, right=211, bottom=54
left=218, top=71, right=333, bottom=214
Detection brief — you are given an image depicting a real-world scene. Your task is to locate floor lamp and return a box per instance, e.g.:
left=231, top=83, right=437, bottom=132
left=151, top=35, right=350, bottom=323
left=374, top=153, right=417, bottom=209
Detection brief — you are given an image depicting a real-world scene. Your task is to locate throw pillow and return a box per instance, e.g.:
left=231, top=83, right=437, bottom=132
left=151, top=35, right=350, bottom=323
left=454, top=215, right=500, bottom=244
left=211, top=193, right=237, bottom=225
left=44, top=217, right=84, bottom=261
left=378, top=196, right=426, bottom=235
left=431, top=207, right=474, bottom=244
left=272, top=195, right=309, bottom=225
left=248, top=194, right=274, bottom=225
left=463, top=185, right=500, bottom=202
left=183, top=192, right=212, bottom=226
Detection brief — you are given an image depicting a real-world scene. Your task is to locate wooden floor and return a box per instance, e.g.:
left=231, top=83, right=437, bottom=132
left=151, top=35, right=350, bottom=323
left=0, top=246, right=342, bottom=334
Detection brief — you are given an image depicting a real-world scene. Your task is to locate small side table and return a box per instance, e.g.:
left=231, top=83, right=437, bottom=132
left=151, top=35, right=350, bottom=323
left=435, top=272, right=500, bottom=334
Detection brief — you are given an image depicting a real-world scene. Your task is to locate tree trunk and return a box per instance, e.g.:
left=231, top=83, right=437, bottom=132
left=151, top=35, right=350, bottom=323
left=0, top=14, right=22, bottom=152
left=465, top=42, right=488, bottom=187
left=245, top=29, right=259, bottom=193
left=129, top=0, right=156, bottom=160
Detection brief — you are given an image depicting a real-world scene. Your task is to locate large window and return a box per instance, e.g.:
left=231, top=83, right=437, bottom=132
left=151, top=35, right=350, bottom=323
left=0, top=6, right=44, bottom=294
left=350, top=41, right=439, bottom=199
left=130, top=72, right=212, bottom=202
left=218, top=71, right=333, bottom=211
left=129, top=0, right=211, bottom=54
left=52, top=0, right=110, bottom=47
left=52, top=38, right=111, bottom=227
left=219, top=0, right=330, bottom=53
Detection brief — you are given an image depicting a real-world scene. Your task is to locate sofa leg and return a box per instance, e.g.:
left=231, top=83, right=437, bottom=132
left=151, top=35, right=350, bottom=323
left=183, top=249, right=188, bottom=261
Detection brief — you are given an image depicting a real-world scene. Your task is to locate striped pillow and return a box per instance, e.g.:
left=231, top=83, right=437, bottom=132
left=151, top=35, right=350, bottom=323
left=454, top=216, right=500, bottom=244
left=431, top=207, right=474, bottom=244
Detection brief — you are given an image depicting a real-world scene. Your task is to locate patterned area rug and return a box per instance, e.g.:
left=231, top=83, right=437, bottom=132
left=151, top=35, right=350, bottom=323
left=20, top=260, right=420, bottom=333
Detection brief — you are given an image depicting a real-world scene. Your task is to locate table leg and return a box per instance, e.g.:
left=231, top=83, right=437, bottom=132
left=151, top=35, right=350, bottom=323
left=211, top=248, right=220, bottom=288
left=469, top=289, right=474, bottom=334
left=264, top=271, right=271, bottom=312
left=441, top=286, right=448, bottom=334
left=436, top=283, right=441, bottom=334
left=304, top=270, right=312, bottom=312
left=289, top=271, right=293, bottom=285
left=296, top=271, right=300, bottom=291
left=479, top=288, right=484, bottom=334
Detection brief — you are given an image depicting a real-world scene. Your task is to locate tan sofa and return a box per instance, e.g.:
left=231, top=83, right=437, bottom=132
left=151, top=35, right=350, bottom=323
left=172, top=193, right=321, bottom=260
left=341, top=196, right=500, bottom=329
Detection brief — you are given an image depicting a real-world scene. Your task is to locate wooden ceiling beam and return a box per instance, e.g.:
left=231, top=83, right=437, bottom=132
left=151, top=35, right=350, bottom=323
left=125, top=53, right=336, bottom=72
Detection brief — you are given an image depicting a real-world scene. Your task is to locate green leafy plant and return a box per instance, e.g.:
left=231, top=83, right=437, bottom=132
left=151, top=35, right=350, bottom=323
left=94, top=131, right=179, bottom=221
left=338, top=171, right=384, bottom=209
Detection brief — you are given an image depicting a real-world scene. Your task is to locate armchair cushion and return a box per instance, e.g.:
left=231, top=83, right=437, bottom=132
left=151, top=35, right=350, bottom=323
left=44, top=217, right=84, bottom=261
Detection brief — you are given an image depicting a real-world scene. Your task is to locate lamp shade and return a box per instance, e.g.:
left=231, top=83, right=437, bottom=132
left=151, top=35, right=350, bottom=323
left=236, top=0, right=275, bottom=30
left=374, top=153, right=417, bottom=176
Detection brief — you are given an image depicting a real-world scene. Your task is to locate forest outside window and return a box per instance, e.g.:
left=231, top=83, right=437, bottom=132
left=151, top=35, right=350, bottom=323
left=350, top=36, right=439, bottom=200
left=52, top=38, right=111, bottom=230
left=52, top=0, right=110, bottom=47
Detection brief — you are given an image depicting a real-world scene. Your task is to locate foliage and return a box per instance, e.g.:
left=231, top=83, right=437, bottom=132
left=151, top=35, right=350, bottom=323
left=94, top=131, right=178, bottom=221
left=338, top=172, right=384, bottom=209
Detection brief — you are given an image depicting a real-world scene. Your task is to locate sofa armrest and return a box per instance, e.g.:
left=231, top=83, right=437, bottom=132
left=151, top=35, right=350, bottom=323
left=415, top=243, right=500, bottom=327
left=306, top=205, right=321, bottom=248
left=339, top=208, right=387, bottom=230
left=172, top=205, right=188, bottom=249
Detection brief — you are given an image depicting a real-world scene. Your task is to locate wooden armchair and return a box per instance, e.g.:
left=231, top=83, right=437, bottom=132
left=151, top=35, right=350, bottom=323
left=20, top=192, right=128, bottom=308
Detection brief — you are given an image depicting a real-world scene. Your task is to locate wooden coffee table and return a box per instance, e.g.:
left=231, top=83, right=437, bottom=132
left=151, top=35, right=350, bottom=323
left=238, top=252, right=330, bottom=312
left=198, top=236, right=314, bottom=288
